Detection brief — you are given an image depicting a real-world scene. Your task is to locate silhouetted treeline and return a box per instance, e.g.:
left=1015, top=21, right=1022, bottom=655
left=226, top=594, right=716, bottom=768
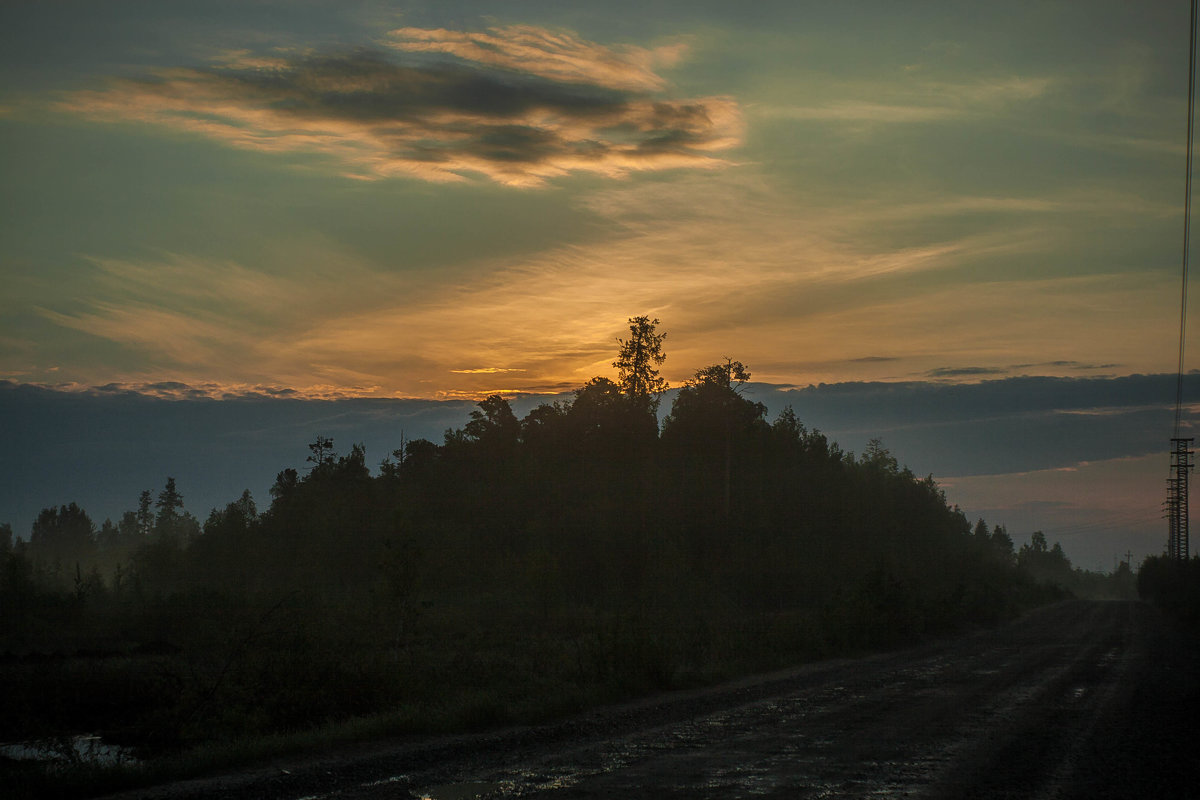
left=0, top=319, right=1122, bottom=771
left=1138, top=555, right=1200, bottom=625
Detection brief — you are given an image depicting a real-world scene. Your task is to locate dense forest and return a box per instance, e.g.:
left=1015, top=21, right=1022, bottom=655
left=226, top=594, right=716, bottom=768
left=0, top=318, right=1133, bottom=794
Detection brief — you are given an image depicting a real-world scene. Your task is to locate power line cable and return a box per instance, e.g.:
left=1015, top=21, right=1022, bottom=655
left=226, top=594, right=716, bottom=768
left=1177, top=0, right=1198, bottom=438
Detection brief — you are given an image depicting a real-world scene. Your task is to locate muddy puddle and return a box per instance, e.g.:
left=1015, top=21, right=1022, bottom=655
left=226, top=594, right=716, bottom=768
left=0, top=733, right=139, bottom=768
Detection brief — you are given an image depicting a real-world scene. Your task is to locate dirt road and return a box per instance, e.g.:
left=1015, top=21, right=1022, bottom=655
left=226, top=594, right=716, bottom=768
left=113, top=600, right=1200, bottom=799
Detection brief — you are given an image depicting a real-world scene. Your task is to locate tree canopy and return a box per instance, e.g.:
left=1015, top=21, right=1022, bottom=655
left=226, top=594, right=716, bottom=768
left=614, top=315, right=668, bottom=414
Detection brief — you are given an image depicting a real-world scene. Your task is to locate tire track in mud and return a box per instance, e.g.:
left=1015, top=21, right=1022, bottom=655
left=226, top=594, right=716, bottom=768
left=488, top=601, right=1138, bottom=799
left=926, top=602, right=1138, bottom=799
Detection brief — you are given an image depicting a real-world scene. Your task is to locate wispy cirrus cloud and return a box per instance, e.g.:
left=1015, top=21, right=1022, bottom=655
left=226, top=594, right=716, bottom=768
left=58, top=26, right=741, bottom=186
left=754, top=75, right=1054, bottom=126
left=34, top=169, right=1178, bottom=398
left=39, top=301, right=248, bottom=368
left=449, top=367, right=525, bottom=374
left=33, top=251, right=425, bottom=392
left=384, top=24, right=688, bottom=91
left=759, top=101, right=960, bottom=124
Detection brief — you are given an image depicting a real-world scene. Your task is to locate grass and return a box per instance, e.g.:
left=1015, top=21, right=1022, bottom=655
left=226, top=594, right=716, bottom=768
left=3, top=673, right=630, bottom=800
left=3, top=582, right=1047, bottom=800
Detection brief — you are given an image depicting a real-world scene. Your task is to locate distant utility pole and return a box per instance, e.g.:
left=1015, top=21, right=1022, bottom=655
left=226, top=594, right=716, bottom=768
left=1168, top=438, right=1194, bottom=560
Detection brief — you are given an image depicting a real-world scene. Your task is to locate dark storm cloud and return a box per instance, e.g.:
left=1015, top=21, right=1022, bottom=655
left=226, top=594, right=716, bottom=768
left=747, top=373, right=1197, bottom=477
left=926, top=366, right=1008, bottom=378
left=216, top=50, right=629, bottom=121
left=60, top=32, right=741, bottom=186
left=767, top=374, right=1195, bottom=427
left=1011, top=360, right=1121, bottom=371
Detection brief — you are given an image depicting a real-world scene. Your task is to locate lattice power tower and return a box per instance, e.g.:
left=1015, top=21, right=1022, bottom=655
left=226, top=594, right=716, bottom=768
left=1168, top=438, right=1194, bottom=560
left=1170, top=0, right=1198, bottom=560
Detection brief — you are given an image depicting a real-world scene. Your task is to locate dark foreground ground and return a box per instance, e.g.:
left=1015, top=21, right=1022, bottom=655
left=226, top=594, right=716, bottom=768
left=103, top=600, right=1200, bottom=800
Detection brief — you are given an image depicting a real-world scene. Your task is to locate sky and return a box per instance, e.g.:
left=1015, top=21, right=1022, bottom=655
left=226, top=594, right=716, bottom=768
left=2, top=1, right=1198, bottom=571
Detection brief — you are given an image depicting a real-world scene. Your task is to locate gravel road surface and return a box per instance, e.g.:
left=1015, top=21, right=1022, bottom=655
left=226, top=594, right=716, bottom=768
left=105, top=600, right=1200, bottom=800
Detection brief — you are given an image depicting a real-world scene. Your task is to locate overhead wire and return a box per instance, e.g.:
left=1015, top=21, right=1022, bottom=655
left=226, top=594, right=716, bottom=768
left=1176, top=0, right=1198, bottom=438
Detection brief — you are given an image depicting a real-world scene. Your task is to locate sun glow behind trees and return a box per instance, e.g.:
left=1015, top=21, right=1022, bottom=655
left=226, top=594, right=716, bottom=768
left=1, top=321, right=1140, bottom=799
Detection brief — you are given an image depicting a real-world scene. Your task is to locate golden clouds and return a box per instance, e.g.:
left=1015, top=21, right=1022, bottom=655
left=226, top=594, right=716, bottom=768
left=59, top=26, right=741, bottom=186
left=385, top=25, right=688, bottom=92
left=737, top=273, right=1177, bottom=386
left=449, top=368, right=525, bottom=374
left=34, top=252, right=417, bottom=394
left=33, top=170, right=1183, bottom=399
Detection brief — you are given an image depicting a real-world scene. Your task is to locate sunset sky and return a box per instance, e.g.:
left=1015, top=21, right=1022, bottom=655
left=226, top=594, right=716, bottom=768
left=2, top=1, right=1197, bottom=569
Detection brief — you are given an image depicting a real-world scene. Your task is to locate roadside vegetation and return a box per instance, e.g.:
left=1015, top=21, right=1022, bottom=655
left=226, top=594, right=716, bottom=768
left=0, top=318, right=1132, bottom=798
left=1138, top=555, right=1200, bottom=626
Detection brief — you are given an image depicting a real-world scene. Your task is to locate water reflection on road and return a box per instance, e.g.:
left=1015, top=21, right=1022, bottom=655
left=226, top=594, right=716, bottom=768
left=417, top=781, right=503, bottom=799
left=0, top=733, right=138, bottom=768
left=353, top=603, right=1144, bottom=800
left=139, top=602, right=1168, bottom=800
